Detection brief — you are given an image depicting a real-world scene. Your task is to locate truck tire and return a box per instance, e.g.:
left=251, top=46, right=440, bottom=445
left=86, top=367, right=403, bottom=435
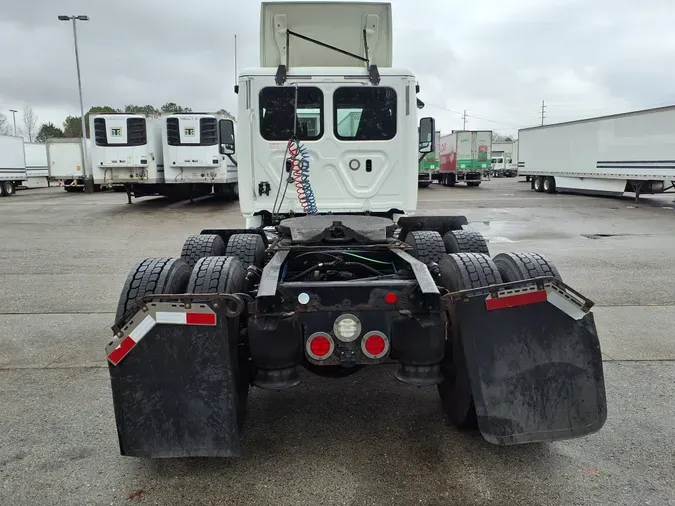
left=115, top=257, right=192, bottom=321
left=533, top=176, right=545, bottom=192
left=1, top=181, right=15, bottom=196
left=418, top=182, right=431, bottom=188
left=443, top=230, right=489, bottom=255
left=180, top=234, right=226, bottom=269
left=466, top=181, right=481, bottom=187
left=437, top=253, right=502, bottom=428
left=442, top=173, right=456, bottom=187
left=186, top=256, right=249, bottom=428
left=493, top=252, right=562, bottom=282
left=405, top=230, right=446, bottom=265
left=543, top=176, right=556, bottom=193
left=225, top=233, right=265, bottom=268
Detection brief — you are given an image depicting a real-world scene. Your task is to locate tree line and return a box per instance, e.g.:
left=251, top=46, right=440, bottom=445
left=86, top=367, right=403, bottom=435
left=0, top=103, right=234, bottom=143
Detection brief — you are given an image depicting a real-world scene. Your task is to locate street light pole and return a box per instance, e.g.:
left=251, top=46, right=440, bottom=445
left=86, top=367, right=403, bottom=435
left=9, top=109, right=17, bottom=136
left=59, top=15, right=93, bottom=192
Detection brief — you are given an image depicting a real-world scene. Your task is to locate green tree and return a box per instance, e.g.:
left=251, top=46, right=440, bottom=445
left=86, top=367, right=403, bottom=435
left=63, top=115, right=82, bottom=137
left=215, top=108, right=235, bottom=120
left=124, top=104, right=159, bottom=115
left=35, top=122, right=65, bottom=143
left=161, top=102, right=192, bottom=113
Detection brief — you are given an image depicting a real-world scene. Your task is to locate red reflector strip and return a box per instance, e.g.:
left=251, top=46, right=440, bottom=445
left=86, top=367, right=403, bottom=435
left=185, top=312, right=216, bottom=325
left=107, top=336, right=136, bottom=366
left=486, top=290, right=547, bottom=311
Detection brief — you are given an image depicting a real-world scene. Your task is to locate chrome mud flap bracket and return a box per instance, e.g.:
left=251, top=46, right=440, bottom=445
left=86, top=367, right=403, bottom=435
left=444, top=278, right=607, bottom=445
left=106, top=296, right=247, bottom=458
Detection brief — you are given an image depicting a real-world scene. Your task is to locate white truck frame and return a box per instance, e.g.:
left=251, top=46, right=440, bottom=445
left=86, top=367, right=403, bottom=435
left=0, top=135, right=26, bottom=196
left=161, top=113, right=239, bottom=200
left=518, top=106, right=675, bottom=200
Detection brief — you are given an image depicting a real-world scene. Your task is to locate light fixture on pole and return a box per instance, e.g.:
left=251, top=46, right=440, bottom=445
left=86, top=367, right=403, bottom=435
left=58, top=15, right=93, bottom=192
left=9, top=109, right=17, bottom=136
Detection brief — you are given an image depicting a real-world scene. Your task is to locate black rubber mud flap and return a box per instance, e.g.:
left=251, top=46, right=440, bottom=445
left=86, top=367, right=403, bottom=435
left=108, top=305, right=243, bottom=458
left=449, top=280, right=607, bottom=445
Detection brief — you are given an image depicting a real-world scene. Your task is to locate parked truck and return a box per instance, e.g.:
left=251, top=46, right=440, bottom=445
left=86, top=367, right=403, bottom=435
left=418, top=130, right=440, bottom=188
left=162, top=113, right=239, bottom=200
left=90, top=113, right=164, bottom=200
left=46, top=138, right=89, bottom=192
left=491, top=140, right=518, bottom=177
left=106, top=1, right=606, bottom=458
left=23, top=143, right=50, bottom=187
left=0, top=135, right=26, bottom=196
left=518, top=106, right=675, bottom=199
left=439, top=130, right=492, bottom=187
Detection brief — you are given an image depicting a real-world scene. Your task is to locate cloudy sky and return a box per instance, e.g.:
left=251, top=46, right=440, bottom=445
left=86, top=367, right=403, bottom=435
left=1, top=0, right=673, bottom=137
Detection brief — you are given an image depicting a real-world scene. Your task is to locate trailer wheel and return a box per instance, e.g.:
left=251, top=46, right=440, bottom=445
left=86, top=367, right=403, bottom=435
left=115, top=257, right=192, bottom=321
left=1, top=181, right=15, bottom=196
left=443, top=230, right=489, bottom=255
left=442, top=173, right=456, bottom=187
left=437, top=253, right=502, bottom=429
left=405, top=230, right=446, bottom=265
left=225, top=233, right=265, bottom=268
left=493, top=252, right=562, bottom=282
left=187, top=256, right=250, bottom=426
left=543, top=176, right=556, bottom=194
left=533, top=176, right=545, bottom=192
left=180, top=234, right=226, bottom=269
left=418, top=182, right=431, bottom=188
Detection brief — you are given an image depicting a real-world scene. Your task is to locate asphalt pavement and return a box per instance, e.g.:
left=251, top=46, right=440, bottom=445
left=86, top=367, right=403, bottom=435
left=1, top=179, right=674, bottom=505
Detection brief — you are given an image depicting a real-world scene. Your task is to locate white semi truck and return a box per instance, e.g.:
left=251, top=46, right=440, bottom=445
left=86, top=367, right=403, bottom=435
left=490, top=140, right=518, bottom=177
left=162, top=113, right=239, bottom=199
left=106, top=1, right=606, bottom=458
left=0, top=135, right=26, bottom=196
left=518, top=106, right=675, bottom=199
left=90, top=114, right=164, bottom=199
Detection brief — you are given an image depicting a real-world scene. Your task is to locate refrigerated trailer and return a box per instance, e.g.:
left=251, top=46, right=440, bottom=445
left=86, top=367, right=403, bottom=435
left=518, top=106, right=675, bottom=199
left=162, top=113, right=238, bottom=199
left=439, top=130, right=492, bottom=187
left=106, top=1, right=606, bottom=458
left=90, top=114, right=164, bottom=198
left=23, top=143, right=50, bottom=186
left=0, top=135, right=26, bottom=196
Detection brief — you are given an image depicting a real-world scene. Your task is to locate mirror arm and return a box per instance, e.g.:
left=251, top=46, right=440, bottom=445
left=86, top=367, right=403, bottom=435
left=226, top=154, right=238, bottom=167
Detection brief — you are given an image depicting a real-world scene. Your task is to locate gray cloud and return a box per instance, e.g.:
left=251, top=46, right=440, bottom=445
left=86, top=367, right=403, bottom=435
left=1, top=0, right=672, bottom=136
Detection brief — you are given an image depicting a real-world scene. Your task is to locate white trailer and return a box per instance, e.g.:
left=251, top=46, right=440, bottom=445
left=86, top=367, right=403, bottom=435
left=518, top=106, right=675, bottom=199
left=162, top=114, right=238, bottom=199
left=46, top=138, right=88, bottom=192
left=0, top=135, right=26, bottom=196
left=90, top=114, right=164, bottom=199
left=22, top=142, right=50, bottom=188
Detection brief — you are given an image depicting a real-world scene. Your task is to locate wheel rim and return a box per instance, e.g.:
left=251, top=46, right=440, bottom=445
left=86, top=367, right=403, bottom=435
left=544, top=179, right=550, bottom=191
left=534, top=178, right=541, bottom=190
left=4, top=182, right=12, bottom=194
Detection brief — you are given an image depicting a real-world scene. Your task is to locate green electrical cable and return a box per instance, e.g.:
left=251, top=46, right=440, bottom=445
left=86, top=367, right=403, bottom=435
left=342, top=252, right=391, bottom=265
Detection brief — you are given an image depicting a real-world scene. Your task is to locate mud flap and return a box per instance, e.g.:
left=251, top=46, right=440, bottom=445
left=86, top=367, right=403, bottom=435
left=106, top=302, right=244, bottom=457
left=450, top=280, right=607, bottom=445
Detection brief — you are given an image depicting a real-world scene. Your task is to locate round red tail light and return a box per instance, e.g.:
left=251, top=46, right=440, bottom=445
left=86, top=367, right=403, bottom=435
left=306, top=332, right=334, bottom=361
left=384, top=292, right=397, bottom=304
left=361, top=331, right=389, bottom=359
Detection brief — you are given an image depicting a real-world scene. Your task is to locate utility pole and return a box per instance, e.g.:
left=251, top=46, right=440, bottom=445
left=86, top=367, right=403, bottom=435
left=462, top=109, right=467, bottom=130
left=540, top=100, right=546, bottom=126
left=59, top=15, right=92, bottom=192
left=9, top=109, right=17, bottom=136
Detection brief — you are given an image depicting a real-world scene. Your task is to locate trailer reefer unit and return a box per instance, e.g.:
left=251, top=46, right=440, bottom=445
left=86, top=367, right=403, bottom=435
left=162, top=114, right=238, bottom=198
left=106, top=1, right=606, bottom=459
left=518, top=106, right=675, bottom=198
left=0, top=135, right=26, bottom=196
left=439, top=130, right=492, bottom=187
left=90, top=114, right=164, bottom=196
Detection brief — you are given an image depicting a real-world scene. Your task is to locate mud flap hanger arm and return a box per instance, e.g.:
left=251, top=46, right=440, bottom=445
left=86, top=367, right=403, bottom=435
left=275, top=29, right=380, bottom=85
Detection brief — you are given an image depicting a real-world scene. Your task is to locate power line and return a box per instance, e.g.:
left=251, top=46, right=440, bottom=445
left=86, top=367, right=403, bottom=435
left=425, top=103, right=524, bottom=129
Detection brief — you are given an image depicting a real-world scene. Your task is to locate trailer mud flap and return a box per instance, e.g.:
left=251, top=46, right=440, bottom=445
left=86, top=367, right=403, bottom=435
left=449, top=280, right=607, bottom=445
left=106, top=302, right=245, bottom=458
